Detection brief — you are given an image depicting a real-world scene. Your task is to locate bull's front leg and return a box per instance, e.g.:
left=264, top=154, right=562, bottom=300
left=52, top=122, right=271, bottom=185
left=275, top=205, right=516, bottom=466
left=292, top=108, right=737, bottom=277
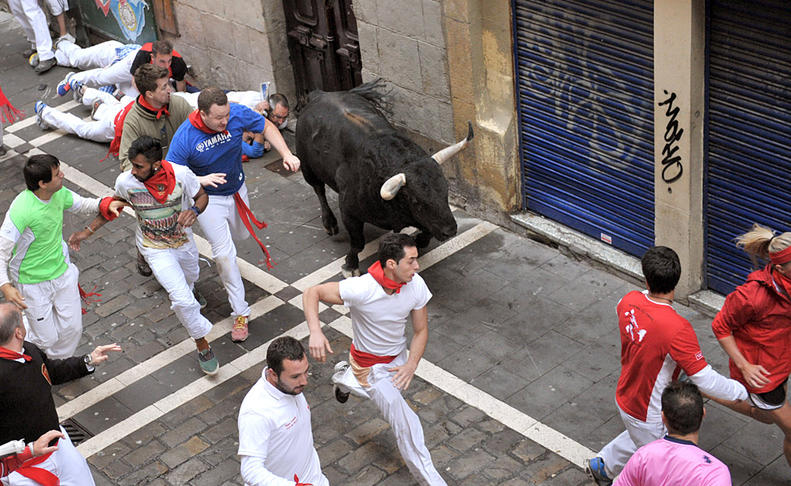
left=341, top=214, right=364, bottom=278
left=415, top=229, right=432, bottom=249
left=312, top=184, right=339, bottom=235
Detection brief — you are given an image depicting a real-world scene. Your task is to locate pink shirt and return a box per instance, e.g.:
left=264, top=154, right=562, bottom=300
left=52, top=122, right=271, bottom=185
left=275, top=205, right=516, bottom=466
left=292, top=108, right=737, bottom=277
left=615, top=436, right=731, bottom=486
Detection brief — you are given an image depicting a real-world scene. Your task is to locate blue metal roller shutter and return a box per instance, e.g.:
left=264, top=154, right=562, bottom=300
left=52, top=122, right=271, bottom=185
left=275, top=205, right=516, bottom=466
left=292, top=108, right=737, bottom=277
left=706, top=0, right=791, bottom=294
left=512, top=0, right=654, bottom=257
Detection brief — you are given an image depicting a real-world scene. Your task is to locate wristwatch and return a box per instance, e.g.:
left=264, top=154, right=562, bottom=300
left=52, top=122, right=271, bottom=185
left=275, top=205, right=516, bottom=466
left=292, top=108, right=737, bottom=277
left=83, top=354, right=95, bottom=372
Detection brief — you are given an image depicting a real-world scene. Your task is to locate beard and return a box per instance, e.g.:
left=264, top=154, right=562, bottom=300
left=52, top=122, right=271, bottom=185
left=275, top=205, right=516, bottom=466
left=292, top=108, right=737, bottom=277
left=273, top=378, right=303, bottom=396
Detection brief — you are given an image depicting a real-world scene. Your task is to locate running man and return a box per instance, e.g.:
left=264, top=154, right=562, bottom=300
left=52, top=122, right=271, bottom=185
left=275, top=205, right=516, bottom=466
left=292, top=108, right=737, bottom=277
left=69, top=136, right=222, bottom=375
left=237, top=336, right=328, bottom=485
left=166, top=87, right=300, bottom=342
left=0, top=155, right=124, bottom=359
left=304, top=232, right=447, bottom=486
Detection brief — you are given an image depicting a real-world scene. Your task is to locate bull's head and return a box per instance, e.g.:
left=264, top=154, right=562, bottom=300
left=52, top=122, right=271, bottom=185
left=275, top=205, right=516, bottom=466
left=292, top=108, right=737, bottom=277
left=379, top=122, right=474, bottom=240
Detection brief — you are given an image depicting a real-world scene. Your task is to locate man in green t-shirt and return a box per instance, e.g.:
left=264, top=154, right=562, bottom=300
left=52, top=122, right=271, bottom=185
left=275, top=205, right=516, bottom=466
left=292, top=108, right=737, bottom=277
left=0, top=154, right=124, bottom=359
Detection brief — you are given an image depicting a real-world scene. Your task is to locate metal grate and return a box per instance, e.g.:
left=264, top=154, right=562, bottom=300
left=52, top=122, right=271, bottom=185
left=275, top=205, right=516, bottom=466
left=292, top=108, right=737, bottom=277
left=60, top=418, right=93, bottom=446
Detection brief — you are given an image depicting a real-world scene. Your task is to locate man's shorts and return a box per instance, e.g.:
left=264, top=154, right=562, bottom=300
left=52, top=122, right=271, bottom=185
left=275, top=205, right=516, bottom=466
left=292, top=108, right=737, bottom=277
left=750, top=377, right=788, bottom=410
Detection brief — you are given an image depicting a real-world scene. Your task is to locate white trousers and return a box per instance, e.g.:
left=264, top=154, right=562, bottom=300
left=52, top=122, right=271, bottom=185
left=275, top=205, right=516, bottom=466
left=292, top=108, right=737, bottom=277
left=197, top=183, right=251, bottom=317
left=333, top=351, right=447, bottom=486
left=142, top=241, right=212, bottom=340
left=1, top=427, right=94, bottom=486
left=18, top=262, right=82, bottom=360
left=8, top=0, right=54, bottom=61
left=40, top=105, right=114, bottom=142
left=598, top=405, right=666, bottom=478
left=55, top=40, right=139, bottom=97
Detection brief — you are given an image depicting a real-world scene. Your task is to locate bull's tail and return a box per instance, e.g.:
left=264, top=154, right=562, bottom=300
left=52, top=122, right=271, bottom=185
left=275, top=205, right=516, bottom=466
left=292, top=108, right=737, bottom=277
left=349, top=78, right=393, bottom=117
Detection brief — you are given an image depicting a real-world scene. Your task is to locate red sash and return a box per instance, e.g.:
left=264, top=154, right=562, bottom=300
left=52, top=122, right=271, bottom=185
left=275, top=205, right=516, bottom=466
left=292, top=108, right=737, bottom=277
left=104, top=100, right=135, bottom=160
left=14, top=448, right=58, bottom=486
left=350, top=343, right=397, bottom=367
left=0, top=85, right=24, bottom=124
left=232, top=193, right=273, bottom=269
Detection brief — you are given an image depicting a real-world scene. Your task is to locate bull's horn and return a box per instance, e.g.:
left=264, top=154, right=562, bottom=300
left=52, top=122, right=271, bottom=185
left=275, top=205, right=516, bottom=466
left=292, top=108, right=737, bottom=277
left=380, top=173, right=407, bottom=200
left=431, top=121, right=474, bottom=165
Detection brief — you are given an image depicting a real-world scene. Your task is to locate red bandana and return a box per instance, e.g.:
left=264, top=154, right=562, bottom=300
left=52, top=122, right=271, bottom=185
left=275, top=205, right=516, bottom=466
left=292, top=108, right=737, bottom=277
left=770, top=246, right=791, bottom=265
left=0, top=346, right=31, bottom=362
left=188, top=110, right=229, bottom=135
left=138, top=95, right=170, bottom=120
left=367, top=261, right=404, bottom=294
left=143, top=160, right=176, bottom=204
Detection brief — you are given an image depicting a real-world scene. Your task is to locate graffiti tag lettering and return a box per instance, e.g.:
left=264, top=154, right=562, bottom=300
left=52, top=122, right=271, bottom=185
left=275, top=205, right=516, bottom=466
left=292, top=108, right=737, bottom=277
left=658, top=90, right=684, bottom=183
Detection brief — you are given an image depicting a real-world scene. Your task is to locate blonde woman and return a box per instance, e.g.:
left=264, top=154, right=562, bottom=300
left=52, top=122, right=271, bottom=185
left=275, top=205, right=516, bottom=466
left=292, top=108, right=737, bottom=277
left=711, top=223, right=791, bottom=467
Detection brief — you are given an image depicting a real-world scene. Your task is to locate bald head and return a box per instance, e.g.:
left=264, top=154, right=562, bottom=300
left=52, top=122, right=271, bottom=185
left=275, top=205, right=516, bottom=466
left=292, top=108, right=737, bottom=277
left=0, top=303, right=23, bottom=346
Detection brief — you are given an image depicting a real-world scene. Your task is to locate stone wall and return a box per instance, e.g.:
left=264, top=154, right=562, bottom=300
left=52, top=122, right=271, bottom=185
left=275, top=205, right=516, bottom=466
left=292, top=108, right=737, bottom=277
left=355, top=0, right=455, bottom=144
left=168, top=0, right=294, bottom=99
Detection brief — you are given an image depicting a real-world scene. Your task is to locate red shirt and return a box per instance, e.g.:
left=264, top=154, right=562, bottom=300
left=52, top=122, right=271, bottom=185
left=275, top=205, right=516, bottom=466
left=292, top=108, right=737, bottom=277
left=615, top=291, right=708, bottom=422
left=712, top=265, right=791, bottom=393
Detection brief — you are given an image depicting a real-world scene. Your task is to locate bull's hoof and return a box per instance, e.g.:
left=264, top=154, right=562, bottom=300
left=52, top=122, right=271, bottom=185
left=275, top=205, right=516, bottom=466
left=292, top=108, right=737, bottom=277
left=341, top=267, right=360, bottom=279
left=325, top=224, right=339, bottom=236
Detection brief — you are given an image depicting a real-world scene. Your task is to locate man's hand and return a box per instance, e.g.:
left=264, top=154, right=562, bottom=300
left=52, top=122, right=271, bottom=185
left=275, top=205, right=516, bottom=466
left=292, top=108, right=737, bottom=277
left=739, top=361, right=771, bottom=389
left=32, top=430, right=64, bottom=457
left=263, top=141, right=271, bottom=152
left=308, top=330, right=333, bottom=363
left=177, top=209, right=198, bottom=228
left=1, top=282, right=26, bottom=309
left=107, top=199, right=127, bottom=217
left=282, top=154, right=300, bottom=172
left=67, top=229, right=91, bottom=252
left=89, top=343, right=123, bottom=365
left=198, top=173, right=227, bottom=188
left=389, top=361, right=418, bottom=391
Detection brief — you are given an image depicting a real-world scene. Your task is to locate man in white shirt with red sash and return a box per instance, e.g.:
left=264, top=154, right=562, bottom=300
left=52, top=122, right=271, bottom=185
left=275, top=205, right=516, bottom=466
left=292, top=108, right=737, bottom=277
left=304, top=232, right=446, bottom=486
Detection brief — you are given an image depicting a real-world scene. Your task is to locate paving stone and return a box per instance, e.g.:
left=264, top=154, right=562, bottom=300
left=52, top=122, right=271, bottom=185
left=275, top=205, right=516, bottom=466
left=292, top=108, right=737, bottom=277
left=447, top=447, right=496, bottom=480
left=117, top=460, right=168, bottom=485
left=346, top=417, right=390, bottom=445
left=189, top=457, right=240, bottom=486
left=160, top=417, right=208, bottom=448
left=166, top=456, right=211, bottom=485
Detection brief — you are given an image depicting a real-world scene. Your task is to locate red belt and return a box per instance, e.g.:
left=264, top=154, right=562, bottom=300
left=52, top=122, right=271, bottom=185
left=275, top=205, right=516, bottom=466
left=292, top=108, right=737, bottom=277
left=232, top=192, right=274, bottom=269
left=350, top=343, right=397, bottom=367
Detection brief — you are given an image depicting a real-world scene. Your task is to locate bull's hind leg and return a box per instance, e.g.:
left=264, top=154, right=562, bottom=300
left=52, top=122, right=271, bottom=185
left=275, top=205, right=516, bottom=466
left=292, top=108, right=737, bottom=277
left=311, top=184, right=339, bottom=236
left=341, top=214, right=364, bottom=278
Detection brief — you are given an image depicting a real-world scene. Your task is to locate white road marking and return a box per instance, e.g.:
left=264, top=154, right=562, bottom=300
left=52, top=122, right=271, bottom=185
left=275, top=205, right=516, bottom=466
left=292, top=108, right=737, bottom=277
left=38, top=144, right=594, bottom=468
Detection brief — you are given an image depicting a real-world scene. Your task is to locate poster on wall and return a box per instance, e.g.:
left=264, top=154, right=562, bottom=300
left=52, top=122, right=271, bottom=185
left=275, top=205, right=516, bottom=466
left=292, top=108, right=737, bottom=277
left=92, top=0, right=149, bottom=42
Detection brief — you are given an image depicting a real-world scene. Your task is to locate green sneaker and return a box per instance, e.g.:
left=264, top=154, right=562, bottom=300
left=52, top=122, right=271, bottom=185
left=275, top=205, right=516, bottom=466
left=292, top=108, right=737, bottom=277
left=198, top=347, right=219, bottom=375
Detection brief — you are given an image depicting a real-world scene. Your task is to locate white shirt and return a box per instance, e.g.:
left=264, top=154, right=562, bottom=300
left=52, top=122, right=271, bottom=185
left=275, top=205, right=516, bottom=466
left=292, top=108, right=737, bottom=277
left=237, top=369, right=328, bottom=486
left=339, top=273, right=432, bottom=356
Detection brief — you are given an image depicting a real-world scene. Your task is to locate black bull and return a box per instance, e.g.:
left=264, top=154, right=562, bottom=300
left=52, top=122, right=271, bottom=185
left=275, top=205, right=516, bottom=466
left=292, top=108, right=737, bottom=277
left=295, top=81, right=474, bottom=276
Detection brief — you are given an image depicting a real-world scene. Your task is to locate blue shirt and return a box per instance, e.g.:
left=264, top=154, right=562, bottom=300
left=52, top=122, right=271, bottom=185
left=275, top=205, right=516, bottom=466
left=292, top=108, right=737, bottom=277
left=167, top=104, right=267, bottom=196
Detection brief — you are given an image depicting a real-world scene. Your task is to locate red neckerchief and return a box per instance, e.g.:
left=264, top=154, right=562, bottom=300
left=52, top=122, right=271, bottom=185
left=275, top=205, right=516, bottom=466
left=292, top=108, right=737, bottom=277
left=0, top=346, right=31, bottom=361
left=773, top=268, right=791, bottom=300
left=367, top=261, right=404, bottom=293
left=138, top=95, right=170, bottom=120
left=104, top=99, right=136, bottom=160
left=294, top=474, right=313, bottom=486
left=188, top=110, right=228, bottom=135
left=0, top=84, right=24, bottom=124
left=770, top=246, right=791, bottom=265
left=143, top=160, right=176, bottom=204
left=232, top=193, right=274, bottom=269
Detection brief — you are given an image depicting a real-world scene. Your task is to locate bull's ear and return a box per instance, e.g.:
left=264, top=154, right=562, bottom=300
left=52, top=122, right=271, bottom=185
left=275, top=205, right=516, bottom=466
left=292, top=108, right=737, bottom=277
left=380, top=173, right=407, bottom=200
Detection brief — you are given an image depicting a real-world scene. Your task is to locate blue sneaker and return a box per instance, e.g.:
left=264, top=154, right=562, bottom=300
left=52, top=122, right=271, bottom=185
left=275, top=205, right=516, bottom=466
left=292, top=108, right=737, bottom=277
left=34, top=102, right=50, bottom=130
left=585, top=457, right=612, bottom=486
left=56, top=72, right=75, bottom=96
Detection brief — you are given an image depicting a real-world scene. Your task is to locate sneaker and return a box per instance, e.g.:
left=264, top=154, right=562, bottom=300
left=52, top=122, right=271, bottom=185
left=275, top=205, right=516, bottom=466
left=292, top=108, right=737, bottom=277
left=193, top=288, right=207, bottom=309
left=34, top=57, right=56, bottom=74
left=23, top=47, right=35, bottom=58
left=57, top=72, right=76, bottom=96
left=333, top=361, right=351, bottom=403
left=198, top=347, right=219, bottom=375
left=231, top=315, right=249, bottom=342
left=71, top=81, right=85, bottom=103
left=585, top=457, right=612, bottom=486
left=136, top=250, right=153, bottom=277
left=28, top=52, right=39, bottom=67
left=90, top=99, right=103, bottom=120
left=34, top=102, right=50, bottom=130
